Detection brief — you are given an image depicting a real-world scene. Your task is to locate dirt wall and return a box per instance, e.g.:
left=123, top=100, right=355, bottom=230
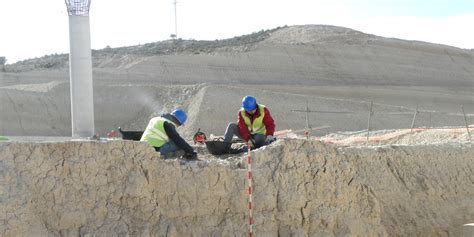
left=0, top=139, right=472, bottom=236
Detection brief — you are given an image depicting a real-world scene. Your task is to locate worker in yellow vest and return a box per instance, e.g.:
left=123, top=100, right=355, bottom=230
left=223, top=95, right=276, bottom=149
left=141, top=109, right=197, bottom=159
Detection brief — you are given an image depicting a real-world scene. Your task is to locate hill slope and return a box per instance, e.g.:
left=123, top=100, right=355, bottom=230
left=0, top=25, right=473, bottom=136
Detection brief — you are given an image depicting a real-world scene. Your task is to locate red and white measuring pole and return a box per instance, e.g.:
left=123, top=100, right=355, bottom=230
left=247, top=141, right=254, bottom=237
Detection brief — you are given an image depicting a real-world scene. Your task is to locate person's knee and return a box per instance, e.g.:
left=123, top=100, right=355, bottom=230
left=227, top=122, right=238, bottom=129
left=159, top=141, right=179, bottom=154
left=253, top=134, right=266, bottom=148
left=225, top=122, right=237, bottom=135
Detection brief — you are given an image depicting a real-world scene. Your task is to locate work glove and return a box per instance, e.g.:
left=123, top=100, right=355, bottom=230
left=182, top=151, right=198, bottom=160
left=265, top=135, right=276, bottom=144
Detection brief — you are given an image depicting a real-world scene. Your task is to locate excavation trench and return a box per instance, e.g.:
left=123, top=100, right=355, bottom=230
left=0, top=139, right=472, bottom=236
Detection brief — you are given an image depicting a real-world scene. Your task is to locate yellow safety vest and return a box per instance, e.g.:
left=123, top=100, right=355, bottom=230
left=240, top=104, right=266, bottom=135
left=140, top=117, right=174, bottom=147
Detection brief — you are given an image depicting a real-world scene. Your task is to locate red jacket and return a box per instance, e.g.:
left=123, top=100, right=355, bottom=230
left=238, top=106, right=275, bottom=141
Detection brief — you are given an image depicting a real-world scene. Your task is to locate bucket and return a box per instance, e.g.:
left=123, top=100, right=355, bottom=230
left=205, top=140, right=232, bottom=155
left=118, top=127, right=144, bottom=141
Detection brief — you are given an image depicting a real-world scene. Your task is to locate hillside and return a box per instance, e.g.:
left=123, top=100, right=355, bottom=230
left=6, top=26, right=283, bottom=72
left=0, top=24, right=473, bottom=137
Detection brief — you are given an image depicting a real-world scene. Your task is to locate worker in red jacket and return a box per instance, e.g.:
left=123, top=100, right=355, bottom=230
left=223, top=95, right=276, bottom=149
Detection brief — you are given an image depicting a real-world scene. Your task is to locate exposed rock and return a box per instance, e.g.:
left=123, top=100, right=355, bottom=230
left=0, top=139, right=472, bottom=236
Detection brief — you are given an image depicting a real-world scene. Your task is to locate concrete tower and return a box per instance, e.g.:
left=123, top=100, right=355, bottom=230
left=64, top=0, right=95, bottom=138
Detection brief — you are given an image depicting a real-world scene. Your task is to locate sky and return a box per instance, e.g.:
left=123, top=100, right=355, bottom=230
left=0, top=0, right=473, bottom=64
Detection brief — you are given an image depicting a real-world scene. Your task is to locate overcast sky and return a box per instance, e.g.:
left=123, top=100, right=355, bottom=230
left=1, top=0, right=473, bottom=63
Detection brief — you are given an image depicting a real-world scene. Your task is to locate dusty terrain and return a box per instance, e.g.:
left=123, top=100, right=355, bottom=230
left=1, top=25, right=473, bottom=137
left=0, top=25, right=473, bottom=236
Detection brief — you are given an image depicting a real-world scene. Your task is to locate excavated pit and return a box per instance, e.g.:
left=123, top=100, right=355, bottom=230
left=0, top=139, right=473, bottom=236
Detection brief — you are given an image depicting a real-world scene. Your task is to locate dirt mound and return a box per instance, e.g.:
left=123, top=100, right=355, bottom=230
left=0, top=139, right=472, bottom=236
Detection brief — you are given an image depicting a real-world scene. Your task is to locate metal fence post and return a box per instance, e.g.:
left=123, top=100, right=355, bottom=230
left=461, top=105, right=472, bottom=142
left=366, top=101, right=373, bottom=146
left=409, top=106, right=418, bottom=144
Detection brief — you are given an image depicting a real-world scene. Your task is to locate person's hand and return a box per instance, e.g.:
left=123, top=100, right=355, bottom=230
left=182, top=151, right=198, bottom=160
left=265, top=135, right=275, bottom=143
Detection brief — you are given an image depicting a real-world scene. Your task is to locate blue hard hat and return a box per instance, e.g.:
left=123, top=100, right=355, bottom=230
left=242, top=96, right=257, bottom=112
left=171, top=108, right=187, bottom=125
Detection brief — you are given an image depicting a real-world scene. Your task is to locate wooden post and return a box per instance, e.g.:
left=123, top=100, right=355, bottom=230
left=366, top=101, right=373, bottom=146
left=409, top=106, right=418, bottom=144
left=461, top=105, right=472, bottom=142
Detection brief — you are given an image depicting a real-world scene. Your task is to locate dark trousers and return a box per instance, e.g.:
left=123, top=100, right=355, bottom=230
left=224, top=123, right=266, bottom=148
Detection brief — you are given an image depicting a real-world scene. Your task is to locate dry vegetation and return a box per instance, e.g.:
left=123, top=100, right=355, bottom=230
left=6, top=26, right=286, bottom=72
